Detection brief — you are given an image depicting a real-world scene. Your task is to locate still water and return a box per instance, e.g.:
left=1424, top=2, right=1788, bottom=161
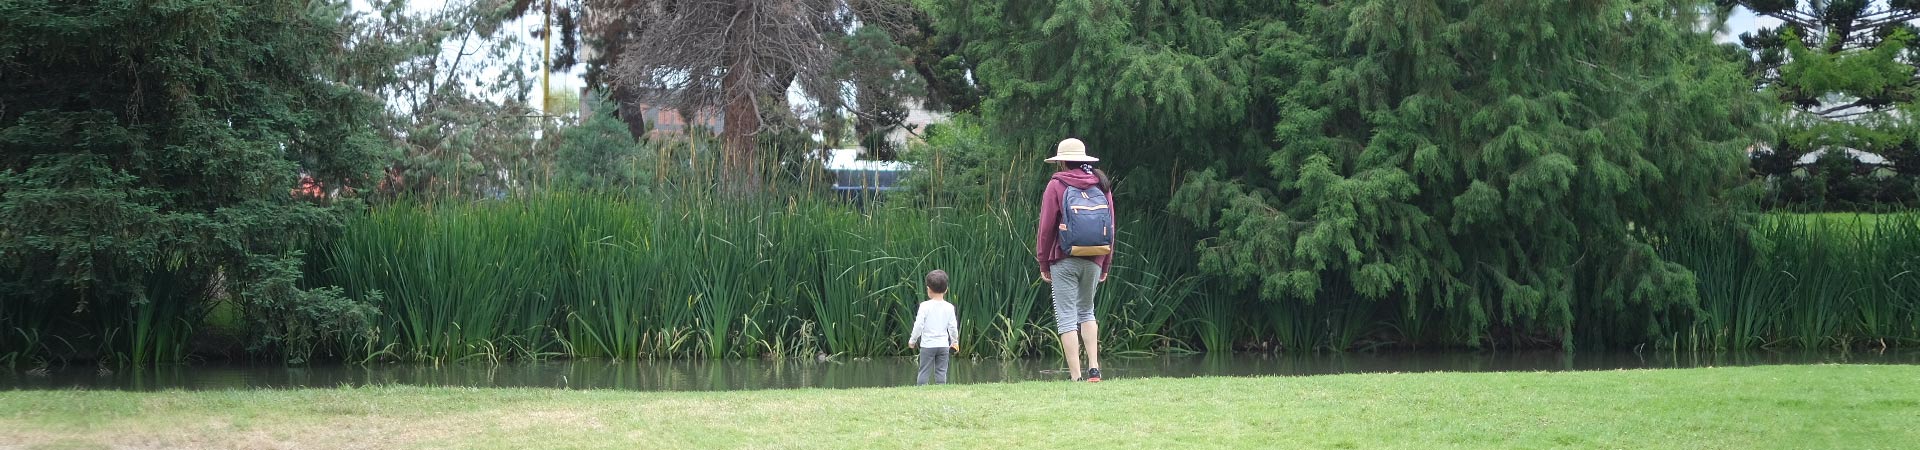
left=3, top=350, right=1914, bottom=391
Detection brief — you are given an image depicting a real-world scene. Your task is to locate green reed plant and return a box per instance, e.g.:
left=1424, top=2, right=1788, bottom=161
left=1854, top=215, right=1920, bottom=346
left=1184, top=287, right=1239, bottom=353
left=322, top=201, right=562, bottom=363
left=803, top=205, right=918, bottom=357
left=559, top=207, right=656, bottom=359
left=1266, top=295, right=1380, bottom=353
left=312, top=185, right=1210, bottom=362
left=926, top=205, right=1049, bottom=358
left=1101, top=220, right=1202, bottom=354
left=126, top=272, right=199, bottom=364
left=314, top=192, right=1920, bottom=362
left=1662, top=219, right=1791, bottom=350
left=1774, top=216, right=1860, bottom=348
left=1665, top=213, right=1920, bottom=350
left=688, top=210, right=755, bottom=359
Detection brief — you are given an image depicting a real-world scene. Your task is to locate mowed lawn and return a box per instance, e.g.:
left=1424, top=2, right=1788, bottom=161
left=1, top=365, right=1915, bottom=449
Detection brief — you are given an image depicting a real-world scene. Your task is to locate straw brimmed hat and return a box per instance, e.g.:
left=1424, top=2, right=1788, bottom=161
left=1045, top=138, right=1099, bottom=163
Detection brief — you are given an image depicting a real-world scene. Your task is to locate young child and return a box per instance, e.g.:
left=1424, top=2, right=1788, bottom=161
left=909, top=270, right=959, bottom=385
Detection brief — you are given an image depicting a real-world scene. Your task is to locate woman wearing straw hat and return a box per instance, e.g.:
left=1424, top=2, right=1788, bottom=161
left=1035, top=138, right=1114, bottom=382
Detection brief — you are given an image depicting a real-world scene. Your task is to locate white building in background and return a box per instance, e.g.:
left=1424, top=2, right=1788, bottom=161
left=813, top=148, right=911, bottom=194
left=1795, top=148, right=1888, bottom=166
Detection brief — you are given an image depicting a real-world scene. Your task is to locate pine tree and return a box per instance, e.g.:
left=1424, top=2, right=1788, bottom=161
left=554, top=92, right=652, bottom=190
left=925, top=0, right=1275, bottom=201
left=0, top=0, right=384, bottom=361
left=1727, top=0, right=1920, bottom=209
left=1170, top=0, right=1768, bottom=347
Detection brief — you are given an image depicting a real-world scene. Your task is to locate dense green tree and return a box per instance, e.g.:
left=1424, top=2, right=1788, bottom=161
left=0, top=0, right=385, bottom=362
left=924, top=0, right=1273, bottom=204
left=553, top=92, right=653, bottom=190
left=1726, top=0, right=1920, bottom=209
left=1171, top=1, right=1768, bottom=348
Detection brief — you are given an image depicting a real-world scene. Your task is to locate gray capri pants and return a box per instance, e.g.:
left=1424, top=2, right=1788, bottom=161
left=1049, top=257, right=1102, bottom=334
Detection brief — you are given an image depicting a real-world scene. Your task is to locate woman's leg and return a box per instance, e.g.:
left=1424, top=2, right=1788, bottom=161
left=1080, top=321, right=1100, bottom=373
left=1050, top=259, right=1086, bottom=380
left=1060, top=331, right=1082, bottom=380
left=1076, top=262, right=1102, bottom=377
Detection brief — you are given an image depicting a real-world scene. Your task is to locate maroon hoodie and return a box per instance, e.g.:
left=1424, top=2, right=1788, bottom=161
left=1035, top=169, right=1114, bottom=274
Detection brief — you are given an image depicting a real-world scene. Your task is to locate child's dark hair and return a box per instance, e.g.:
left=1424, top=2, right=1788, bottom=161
left=925, top=270, right=949, bottom=294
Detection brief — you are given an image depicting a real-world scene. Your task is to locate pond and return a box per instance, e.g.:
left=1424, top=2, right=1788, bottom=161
left=3, top=350, right=1914, bottom=391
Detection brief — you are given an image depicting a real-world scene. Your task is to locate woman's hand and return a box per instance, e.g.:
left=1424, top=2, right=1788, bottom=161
left=1040, top=271, right=1052, bottom=283
left=1100, top=272, right=1108, bottom=283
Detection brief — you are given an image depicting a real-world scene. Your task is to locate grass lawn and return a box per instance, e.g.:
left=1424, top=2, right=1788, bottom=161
left=1, top=364, right=1915, bottom=449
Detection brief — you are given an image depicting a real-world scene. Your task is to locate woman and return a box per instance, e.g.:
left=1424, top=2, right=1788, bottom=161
left=1034, top=138, right=1114, bottom=382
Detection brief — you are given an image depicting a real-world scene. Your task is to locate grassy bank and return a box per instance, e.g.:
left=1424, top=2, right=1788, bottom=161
left=1, top=365, right=1914, bottom=449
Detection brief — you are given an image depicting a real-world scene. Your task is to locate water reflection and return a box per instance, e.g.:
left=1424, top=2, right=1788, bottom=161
left=3, top=350, right=1913, bottom=392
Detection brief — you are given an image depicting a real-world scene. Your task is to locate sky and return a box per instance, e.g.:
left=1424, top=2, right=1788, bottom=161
left=359, top=0, right=586, bottom=108
left=1721, top=5, right=1785, bottom=43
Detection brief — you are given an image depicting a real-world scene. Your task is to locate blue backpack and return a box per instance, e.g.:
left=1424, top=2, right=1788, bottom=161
left=1059, top=183, right=1113, bottom=256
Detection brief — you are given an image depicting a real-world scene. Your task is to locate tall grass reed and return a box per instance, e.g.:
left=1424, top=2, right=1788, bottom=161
left=309, top=191, right=1203, bottom=361
left=1663, top=213, right=1920, bottom=350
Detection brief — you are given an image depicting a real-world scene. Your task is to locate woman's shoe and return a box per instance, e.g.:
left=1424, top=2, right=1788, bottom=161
left=1086, top=367, right=1102, bottom=382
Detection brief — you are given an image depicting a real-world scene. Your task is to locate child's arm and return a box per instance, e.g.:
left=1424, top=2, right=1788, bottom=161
left=946, top=304, right=960, bottom=350
left=908, top=303, right=926, bottom=348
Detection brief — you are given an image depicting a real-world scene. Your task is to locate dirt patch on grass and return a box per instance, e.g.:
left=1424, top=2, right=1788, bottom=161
left=0, top=410, right=484, bottom=449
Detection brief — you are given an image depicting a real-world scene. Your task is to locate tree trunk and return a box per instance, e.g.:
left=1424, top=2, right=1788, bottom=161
left=720, top=0, right=761, bottom=193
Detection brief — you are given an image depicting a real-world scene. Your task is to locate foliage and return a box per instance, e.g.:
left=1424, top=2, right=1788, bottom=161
left=339, top=0, right=547, bottom=198
left=897, top=112, right=1045, bottom=206
left=10, top=0, right=1920, bottom=365
left=817, top=25, right=928, bottom=160
left=1160, top=0, right=1767, bottom=349
left=1727, top=0, right=1920, bottom=210
left=599, top=0, right=859, bottom=188
left=310, top=191, right=1199, bottom=361
left=570, top=0, right=955, bottom=171
left=551, top=92, right=653, bottom=191
left=921, top=0, right=1275, bottom=209
left=242, top=255, right=381, bottom=364
left=1662, top=213, right=1920, bottom=350
left=0, top=0, right=385, bottom=363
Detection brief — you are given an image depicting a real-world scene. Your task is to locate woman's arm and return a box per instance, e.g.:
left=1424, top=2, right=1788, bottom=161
left=1100, top=188, right=1115, bottom=278
left=1035, top=180, right=1063, bottom=276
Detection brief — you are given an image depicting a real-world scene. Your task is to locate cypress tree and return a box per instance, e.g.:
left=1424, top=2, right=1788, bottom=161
left=1173, top=1, right=1769, bottom=347
left=0, top=0, right=385, bottom=361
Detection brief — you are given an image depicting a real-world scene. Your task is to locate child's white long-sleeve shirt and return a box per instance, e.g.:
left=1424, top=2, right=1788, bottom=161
left=909, top=299, right=958, bottom=348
